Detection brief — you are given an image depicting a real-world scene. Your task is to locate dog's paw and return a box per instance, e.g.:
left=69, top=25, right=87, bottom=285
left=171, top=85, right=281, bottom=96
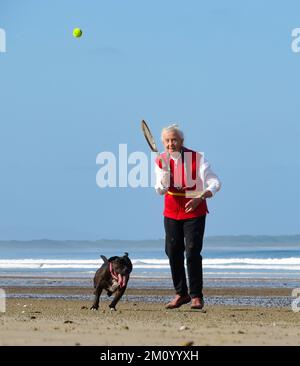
left=90, top=305, right=99, bottom=311
left=109, top=305, right=116, bottom=311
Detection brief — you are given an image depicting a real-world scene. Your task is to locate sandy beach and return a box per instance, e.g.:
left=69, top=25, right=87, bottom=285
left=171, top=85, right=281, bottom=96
left=1, top=286, right=300, bottom=346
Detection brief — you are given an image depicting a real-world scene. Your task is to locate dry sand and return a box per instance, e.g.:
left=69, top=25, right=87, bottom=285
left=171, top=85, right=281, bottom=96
left=1, top=287, right=300, bottom=346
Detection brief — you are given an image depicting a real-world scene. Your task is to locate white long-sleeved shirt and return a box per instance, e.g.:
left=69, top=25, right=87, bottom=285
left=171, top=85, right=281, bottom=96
left=155, top=153, right=221, bottom=196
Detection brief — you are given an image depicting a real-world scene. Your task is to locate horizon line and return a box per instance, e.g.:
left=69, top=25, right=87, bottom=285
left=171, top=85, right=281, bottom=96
left=1, top=234, right=300, bottom=242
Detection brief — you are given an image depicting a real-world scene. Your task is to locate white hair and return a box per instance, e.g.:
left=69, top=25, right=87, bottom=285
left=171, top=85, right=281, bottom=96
left=161, top=124, right=184, bottom=141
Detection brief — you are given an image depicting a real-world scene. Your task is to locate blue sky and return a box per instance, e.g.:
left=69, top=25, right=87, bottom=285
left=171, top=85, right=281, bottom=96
left=0, top=0, right=299, bottom=240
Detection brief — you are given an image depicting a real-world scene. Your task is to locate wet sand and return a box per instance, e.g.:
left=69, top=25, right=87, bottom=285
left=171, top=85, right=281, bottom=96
left=1, top=286, right=300, bottom=346
left=3, top=285, right=294, bottom=297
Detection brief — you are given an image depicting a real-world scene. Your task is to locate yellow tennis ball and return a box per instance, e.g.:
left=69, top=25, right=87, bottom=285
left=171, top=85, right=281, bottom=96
left=73, top=28, right=82, bottom=38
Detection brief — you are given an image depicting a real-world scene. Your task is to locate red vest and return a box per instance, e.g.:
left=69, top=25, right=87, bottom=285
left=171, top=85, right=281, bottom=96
left=155, top=147, right=209, bottom=220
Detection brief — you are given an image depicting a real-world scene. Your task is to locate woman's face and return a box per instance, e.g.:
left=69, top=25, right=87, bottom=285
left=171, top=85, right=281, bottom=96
left=162, top=130, right=183, bottom=154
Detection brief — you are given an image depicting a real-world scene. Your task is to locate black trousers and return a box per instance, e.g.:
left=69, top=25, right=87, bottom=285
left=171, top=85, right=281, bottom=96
left=164, top=215, right=206, bottom=298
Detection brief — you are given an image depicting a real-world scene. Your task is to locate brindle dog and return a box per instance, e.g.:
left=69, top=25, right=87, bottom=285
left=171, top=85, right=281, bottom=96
left=90, top=252, right=132, bottom=311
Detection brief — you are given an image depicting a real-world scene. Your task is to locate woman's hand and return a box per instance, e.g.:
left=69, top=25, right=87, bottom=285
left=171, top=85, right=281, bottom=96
left=185, top=190, right=212, bottom=213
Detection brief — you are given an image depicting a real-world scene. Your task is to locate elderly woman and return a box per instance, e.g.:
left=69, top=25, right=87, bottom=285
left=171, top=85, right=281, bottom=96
left=155, top=124, right=221, bottom=309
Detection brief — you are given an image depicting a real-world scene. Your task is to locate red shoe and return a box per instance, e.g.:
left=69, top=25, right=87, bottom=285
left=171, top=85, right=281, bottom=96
left=191, top=297, right=204, bottom=310
left=165, top=294, right=191, bottom=309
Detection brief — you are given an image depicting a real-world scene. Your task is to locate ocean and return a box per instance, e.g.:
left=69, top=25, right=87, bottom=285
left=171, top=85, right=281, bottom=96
left=1, top=236, right=300, bottom=289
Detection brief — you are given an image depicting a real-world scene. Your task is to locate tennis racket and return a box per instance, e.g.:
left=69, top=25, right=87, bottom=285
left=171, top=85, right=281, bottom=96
left=141, top=120, right=159, bottom=155
left=141, top=119, right=169, bottom=171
